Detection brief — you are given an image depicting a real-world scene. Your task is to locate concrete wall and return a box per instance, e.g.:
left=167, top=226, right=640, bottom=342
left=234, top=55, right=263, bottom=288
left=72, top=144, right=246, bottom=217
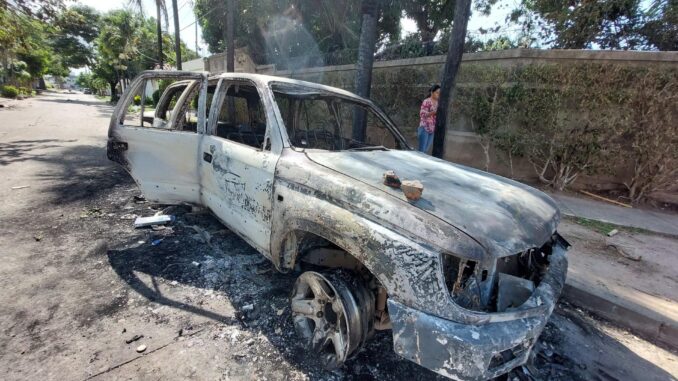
left=202, top=48, right=678, bottom=190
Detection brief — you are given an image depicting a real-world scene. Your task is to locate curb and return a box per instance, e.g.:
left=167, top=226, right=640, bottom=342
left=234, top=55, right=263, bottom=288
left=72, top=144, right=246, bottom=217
left=562, top=283, right=677, bottom=350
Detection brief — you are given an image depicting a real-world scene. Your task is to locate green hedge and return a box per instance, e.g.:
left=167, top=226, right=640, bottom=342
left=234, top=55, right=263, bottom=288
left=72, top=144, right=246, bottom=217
left=1, top=85, right=19, bottom=98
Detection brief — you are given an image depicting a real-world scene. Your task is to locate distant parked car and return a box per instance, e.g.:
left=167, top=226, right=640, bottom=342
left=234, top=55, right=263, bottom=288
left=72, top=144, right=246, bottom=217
left=83, top=88, right=93, bottom=94
left=108, top=70, right=569, bottom=381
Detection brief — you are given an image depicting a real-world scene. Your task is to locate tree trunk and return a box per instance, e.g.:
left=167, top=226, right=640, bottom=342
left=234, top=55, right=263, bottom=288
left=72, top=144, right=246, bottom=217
left=172, top=0, right=182, bottom=70
left=352, top=0, right=379, bottom=142
left=156, top=3, right=163, bottom=68
left=109, top=81, right=118, bottom=103
left=226, top=0, right=235, bottom=72
left=431, top=0, right=472, bottom=159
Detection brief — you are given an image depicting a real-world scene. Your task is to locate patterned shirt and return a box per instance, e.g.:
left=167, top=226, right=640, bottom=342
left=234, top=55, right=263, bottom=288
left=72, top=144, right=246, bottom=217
left=419, top=97, right=438, bottom=133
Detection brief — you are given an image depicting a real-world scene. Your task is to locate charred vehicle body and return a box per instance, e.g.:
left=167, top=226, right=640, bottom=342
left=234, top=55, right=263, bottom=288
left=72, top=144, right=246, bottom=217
left=107, top=71, right=569, bottom=380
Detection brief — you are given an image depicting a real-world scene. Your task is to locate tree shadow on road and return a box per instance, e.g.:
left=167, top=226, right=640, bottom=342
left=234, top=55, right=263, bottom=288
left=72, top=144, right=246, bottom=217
left=29, top=144, right=133, bottom=205
left=0, top=139, right=77, bottom=166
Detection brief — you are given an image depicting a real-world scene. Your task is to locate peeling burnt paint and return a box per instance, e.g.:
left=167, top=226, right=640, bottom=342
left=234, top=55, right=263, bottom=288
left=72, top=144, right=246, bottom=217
left=108, top=70, right=570, bottom=381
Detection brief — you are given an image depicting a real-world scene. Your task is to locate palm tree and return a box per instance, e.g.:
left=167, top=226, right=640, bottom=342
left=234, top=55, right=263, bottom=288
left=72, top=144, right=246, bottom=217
left=351, top=0, right=379, bottom=141
left=431, top=0, right=472, bottom=158
left=128, top=0, right=168, bottom=68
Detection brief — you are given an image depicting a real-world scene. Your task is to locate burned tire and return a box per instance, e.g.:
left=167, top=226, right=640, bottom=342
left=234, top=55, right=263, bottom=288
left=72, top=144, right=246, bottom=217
left=290, top=271, right=374, bottom=369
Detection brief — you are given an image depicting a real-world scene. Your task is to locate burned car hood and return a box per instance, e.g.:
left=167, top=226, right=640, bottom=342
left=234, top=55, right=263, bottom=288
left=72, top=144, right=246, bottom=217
left=306, top=150, right=560, bottom=256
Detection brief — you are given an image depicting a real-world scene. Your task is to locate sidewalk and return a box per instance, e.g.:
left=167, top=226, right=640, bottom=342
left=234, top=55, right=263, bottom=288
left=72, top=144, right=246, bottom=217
left=550, top=192, right=678, bottom=349
left=549, top=191, right=678, bottom=236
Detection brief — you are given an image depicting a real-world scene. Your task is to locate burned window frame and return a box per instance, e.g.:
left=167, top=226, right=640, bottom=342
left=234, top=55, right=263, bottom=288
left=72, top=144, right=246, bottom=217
left=207, top=78, right=272, bottom=151
left=116, top=72, right=207, bottom=133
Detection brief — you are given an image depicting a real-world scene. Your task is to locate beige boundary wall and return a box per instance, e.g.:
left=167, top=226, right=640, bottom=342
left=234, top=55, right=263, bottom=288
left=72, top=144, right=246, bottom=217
left=198, top=49, right=678, bottom=191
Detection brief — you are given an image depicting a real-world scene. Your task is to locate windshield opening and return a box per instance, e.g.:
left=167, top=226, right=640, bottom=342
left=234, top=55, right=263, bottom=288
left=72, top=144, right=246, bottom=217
left=271, top=83, right=408, bottom=151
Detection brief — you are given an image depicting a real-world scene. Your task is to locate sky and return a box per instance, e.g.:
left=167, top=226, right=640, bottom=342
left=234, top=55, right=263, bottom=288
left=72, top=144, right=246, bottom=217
left=74, top=0, right=513, bottom=74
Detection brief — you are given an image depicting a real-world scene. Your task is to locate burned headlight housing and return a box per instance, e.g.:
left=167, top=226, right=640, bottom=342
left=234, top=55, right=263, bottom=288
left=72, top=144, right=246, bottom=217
left=442, top=235, right=559, bottom=313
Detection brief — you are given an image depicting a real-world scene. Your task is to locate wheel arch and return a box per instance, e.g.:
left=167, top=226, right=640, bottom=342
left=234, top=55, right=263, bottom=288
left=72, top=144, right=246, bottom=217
left=274, top=219, right=388, bottom=288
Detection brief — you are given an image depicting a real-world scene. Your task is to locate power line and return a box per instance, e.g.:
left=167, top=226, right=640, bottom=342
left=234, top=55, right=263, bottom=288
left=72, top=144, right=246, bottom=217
left=180, top=5, right=218, bottom=32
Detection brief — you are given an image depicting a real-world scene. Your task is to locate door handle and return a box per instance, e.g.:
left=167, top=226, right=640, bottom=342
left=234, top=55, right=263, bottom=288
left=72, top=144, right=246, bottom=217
left=203, top=152, right=213, bottom=163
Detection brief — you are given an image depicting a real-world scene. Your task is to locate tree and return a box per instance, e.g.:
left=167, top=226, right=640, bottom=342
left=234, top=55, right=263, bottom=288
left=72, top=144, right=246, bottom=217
left=50, top=5, right=100, bottom=68
left=352, top=0, right=379, bottom=141
left=1, top=0, right=66, bottom=20
left=226, top=0, right=235, bottom=72
left=431, top=0, right=472, bottom=158
left=194, top=0, right=400, bottom=66
left=509, top=0, right=678, bottom=50
left=172, top=0, right=182, bottom=69
left=128, top=0, right=168, bottom=68
left=399, top=0, right=455, bottom=55
left=641, top=0, right=678, bottom=51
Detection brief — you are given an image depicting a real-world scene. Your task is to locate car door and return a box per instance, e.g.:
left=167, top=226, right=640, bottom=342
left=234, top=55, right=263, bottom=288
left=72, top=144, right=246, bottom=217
left=199, top=78, right=278, bottom=256
left=107, top=71, right=207, bottom=204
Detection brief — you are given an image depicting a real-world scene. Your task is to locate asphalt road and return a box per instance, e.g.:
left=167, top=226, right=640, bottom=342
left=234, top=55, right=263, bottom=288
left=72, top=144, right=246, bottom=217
left=0, top=92, right=676, bottom=381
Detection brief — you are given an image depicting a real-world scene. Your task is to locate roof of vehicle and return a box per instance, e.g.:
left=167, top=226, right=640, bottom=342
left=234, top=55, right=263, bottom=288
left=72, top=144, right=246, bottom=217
left=209, top=72, right=367, bottom=103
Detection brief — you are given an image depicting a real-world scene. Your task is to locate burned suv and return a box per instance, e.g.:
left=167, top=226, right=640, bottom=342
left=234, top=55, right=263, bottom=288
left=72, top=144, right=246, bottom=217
left=108, top=71, right=568, bottom=380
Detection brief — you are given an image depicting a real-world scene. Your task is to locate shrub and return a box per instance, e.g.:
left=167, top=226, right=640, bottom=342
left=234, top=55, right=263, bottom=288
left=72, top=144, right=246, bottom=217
left=152, top=89, right=161, bottom=106
left=18, top=87, right=32, bottom=96
left=1, top=85, right=19, bottom=98
left=133, top=94, right=141, bottom=105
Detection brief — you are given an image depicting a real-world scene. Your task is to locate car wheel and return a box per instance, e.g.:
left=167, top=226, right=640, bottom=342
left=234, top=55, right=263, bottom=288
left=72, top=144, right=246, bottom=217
left=290, top=271, right=373, bottom=369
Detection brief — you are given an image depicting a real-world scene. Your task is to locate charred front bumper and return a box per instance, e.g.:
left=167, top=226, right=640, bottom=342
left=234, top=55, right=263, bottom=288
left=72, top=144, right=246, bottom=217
left=389, top=242, right=568, bottom=381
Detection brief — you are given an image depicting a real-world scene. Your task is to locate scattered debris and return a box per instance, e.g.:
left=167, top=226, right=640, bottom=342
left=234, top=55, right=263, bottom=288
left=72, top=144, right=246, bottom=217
left=33, top=235, right=42, bottom=242
left=242, top=304, right=254, bottom=312
left=125, top=334, right=144, bottom=344
left=382, top=170, right=401, bottom=188
left=607, top=229, right=619, bottom=237
left=401, top=180, right=423, bottom=201
left=190, top=225, right=212, bottom=244
left=580, top=190, right=632, bottom=208
left=11, top=185, right=30, bottom=190
left=133, top=195, right=146, bottom=203
left=81, top=207, right=104, bottom=218
left=134, top=215, right=174, bottom=228
left=135, top=344, right=147, bottom=353
left=606, top=241, right=642, bottom=261
left=151, top=238, right=164, bottom=246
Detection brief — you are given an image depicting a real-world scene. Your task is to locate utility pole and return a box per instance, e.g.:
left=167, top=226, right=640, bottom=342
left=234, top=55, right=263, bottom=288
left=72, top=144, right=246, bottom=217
left=172, top=0, right=182, bottom=70
left=156, top=3, right=163, bottom=68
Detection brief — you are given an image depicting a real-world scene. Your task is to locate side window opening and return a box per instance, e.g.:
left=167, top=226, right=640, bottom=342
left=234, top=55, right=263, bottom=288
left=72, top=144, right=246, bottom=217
left=120, top=80, right=155, bottom=127
left=213, top=82, right=269, bottom=150
left=153, top=81, right=185, bottom=128
left=118, top=77, right=208, bottom=133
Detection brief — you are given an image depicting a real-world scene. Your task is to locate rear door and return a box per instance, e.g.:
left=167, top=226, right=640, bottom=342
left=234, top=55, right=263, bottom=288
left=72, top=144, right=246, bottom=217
left=107, top=71, right=207, bottom=204
left=199, top=78, right=279, bottom=255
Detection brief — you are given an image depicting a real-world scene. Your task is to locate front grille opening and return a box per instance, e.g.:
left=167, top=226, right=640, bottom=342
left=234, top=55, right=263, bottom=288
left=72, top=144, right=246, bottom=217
left=444, top=235, right=558, bottom=312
